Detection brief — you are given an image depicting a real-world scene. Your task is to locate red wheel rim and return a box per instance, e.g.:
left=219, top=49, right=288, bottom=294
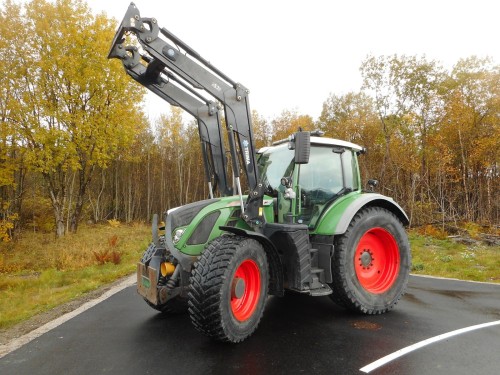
left=354, top=227, right=400, bottom=294
left=230, top=259, right=261, bottom=322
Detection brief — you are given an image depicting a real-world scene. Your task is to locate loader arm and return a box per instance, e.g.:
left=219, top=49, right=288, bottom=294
left=109, top=44, right=232, bottom=196
left=108, top=2, right=264, bottom=226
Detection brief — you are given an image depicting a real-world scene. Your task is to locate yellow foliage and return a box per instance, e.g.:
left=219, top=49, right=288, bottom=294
left=271, top=109, right=314, bottom=143
left=417, top=224, right=449, bottom=240
left=461, top=222, right=482, bottom=239
left=0, top=213, right=18, bottom=242
left=1, top=0, right=147, bottom=237
left=107, top=219, right=121, bottom=228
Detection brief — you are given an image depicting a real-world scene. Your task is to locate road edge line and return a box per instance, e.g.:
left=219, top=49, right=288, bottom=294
left=411, top=274, right=500, bottom=286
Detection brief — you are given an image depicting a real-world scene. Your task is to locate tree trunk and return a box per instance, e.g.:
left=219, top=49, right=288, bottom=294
left=67, top=171, right=76, bottom=233
left=44, top=171, right=67, bottom=238
left=54, top=207, right=65, bottom=237
left=457, top=127, right=471, bottom=221
left=70, top=192, right=83, bottom=233
left=69, top=164, right=95, bottom=233
left=88, top=169, right=106, bottom=223
left=127, top=170, right=132, bottom=223
left=49, top=190, right=66, bottom=237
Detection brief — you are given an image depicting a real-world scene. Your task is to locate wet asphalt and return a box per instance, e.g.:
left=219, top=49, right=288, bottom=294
left=1, top=275, right=499, bottom=375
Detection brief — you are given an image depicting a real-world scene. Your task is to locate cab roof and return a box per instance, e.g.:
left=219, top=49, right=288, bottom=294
left=258, top=136, right=364, bottom=154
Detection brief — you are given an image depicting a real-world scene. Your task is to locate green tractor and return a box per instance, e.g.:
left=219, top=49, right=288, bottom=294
left=109, top=3, right=411, bottom=343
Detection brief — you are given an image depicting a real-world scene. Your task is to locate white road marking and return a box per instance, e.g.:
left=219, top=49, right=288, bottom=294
left=360, top=320, right=500, bottom=373
left=0, top=275, right=136, bottom=359
left=411, top=274, right=500, bottom=286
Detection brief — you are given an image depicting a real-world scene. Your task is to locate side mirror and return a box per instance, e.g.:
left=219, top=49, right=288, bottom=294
left=289, top=131, right=310, bottom=164
left=280, top=177, right=296, bottom=200
left=280, top=177, right=292, bottom=188
left=367, top=179, right=378, bottom=192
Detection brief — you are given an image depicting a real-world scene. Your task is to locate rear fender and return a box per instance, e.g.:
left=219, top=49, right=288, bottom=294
left=315, top=193, right=409, bottom=236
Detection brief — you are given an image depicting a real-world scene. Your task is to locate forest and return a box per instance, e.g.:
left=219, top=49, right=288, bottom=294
left=1, top=0, right=499, bottom=240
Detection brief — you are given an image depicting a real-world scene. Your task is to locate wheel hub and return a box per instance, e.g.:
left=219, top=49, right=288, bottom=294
left=359, top=250, right=374, bottom=268
left=231, top=277, right=246, bottom=299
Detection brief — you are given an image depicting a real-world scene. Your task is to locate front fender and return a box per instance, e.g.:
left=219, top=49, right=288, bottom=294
left=220, top=226, right=284, bottom=297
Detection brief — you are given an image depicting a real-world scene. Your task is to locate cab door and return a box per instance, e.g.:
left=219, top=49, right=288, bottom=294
left=297, top=146, right=359, bottom=227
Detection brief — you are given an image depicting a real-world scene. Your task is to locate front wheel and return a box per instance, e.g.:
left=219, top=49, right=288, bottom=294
left=329, top=207, right=411, bottom=314
left=188, top=235, right=269, bottom=343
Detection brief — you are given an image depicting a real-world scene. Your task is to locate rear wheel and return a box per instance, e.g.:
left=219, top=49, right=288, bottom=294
left=329, top=207, right=410, bottom=314
left=188, top=235, right=269, bottom=343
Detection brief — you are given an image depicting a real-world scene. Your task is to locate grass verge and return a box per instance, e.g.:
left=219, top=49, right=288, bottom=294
left=409, top=230, right=500, bottom=283
left=0, top=222, right=150, bottom=330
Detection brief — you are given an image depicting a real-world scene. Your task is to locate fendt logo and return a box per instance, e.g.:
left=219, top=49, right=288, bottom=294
left=242, top=140, right=251, bottom=165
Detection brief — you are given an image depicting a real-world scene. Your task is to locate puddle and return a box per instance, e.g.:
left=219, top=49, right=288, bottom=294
left=350, top=320, right=382, bottom=331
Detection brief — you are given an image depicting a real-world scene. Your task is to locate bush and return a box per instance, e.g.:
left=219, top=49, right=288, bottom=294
left=417, top=224, right=448, bottom=240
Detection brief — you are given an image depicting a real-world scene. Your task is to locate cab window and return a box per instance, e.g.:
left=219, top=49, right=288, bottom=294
left=298, top=146, right=344, bottom=226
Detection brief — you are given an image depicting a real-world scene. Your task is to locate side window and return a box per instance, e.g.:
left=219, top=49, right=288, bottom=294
left=350, top=150, right=360, bottom=191
left=298, top=147, right=343, bottom=225
left=343, top=150, right=355, bottom=190
left=299, top=148, right=343, bottom=198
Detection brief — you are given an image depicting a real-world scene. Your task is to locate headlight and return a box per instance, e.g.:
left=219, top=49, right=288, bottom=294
left=173, top=228, right=185, bottom=244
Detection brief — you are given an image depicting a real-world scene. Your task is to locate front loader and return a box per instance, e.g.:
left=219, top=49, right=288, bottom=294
left=108, top=3, right=411, bottom=343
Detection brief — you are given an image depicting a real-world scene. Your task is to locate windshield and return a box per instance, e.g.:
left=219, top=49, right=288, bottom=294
left=257, top=145, right=294, bottom=196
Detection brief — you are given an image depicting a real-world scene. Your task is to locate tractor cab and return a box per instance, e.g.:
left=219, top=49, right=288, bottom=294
left=258, top=137, right=364, bottom=227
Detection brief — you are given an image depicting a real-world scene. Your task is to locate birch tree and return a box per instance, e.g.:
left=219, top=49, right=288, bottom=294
left=3, top=0, right=146, bottom=236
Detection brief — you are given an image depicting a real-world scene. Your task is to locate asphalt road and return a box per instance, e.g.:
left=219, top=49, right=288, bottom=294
left=1, top=275, right=499, bottom=375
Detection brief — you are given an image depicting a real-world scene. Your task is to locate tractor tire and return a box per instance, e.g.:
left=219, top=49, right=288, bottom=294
left=329, top=206, right=411, bottom=314
left=188, top=235, right=269, bottom=343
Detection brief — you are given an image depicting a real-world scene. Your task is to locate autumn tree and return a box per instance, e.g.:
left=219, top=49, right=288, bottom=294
left=252, top=109, right=271, bottom=148
left=318, top=91, right=383, bottom=186
left=360, top=55, right=448, bottom=224
left=271, top=109, right=314, bottom=143
left=318, top=92, right=380, bottom=144
left=438, top=57, right=500, bottom=223
left=3, top=0, right=146, bottom=236
left=154, top=108, right=207, bottom=208
left=0, top=0, right=27, bottom=240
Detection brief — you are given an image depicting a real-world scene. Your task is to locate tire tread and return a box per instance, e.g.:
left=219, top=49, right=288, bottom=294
left=329, top=206, right=410, bottom=314
left=188, top=235, right=267, bottom=342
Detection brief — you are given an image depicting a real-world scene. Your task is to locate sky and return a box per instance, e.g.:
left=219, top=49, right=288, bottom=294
left=83, top=0, right=499, bottom=121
